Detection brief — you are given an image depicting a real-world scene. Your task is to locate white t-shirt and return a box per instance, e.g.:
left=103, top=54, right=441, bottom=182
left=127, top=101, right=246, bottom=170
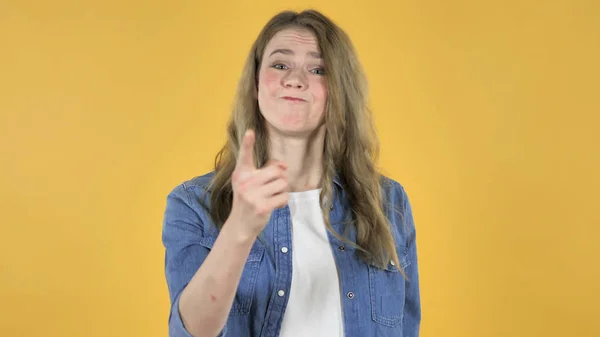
left=279, top=189, right=344, bottom=337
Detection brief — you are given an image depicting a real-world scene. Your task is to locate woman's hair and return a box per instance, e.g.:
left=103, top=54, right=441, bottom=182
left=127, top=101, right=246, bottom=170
left=205, top=9, right=404, bottom=273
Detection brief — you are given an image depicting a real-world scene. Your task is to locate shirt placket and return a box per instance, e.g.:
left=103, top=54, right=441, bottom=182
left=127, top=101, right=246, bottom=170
left=259, top=206, right=293, bottom=337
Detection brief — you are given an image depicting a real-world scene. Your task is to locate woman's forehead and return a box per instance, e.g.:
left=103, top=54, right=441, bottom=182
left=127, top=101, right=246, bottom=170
left=265, top=28, right=320, bottom=53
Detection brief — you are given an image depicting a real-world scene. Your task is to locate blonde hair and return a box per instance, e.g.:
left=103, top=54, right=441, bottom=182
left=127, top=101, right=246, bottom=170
left=206, top=9, right=404, bottom=273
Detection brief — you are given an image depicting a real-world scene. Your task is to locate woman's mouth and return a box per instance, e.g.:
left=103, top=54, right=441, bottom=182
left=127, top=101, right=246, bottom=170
left=282, top=96, right=307, bottom=102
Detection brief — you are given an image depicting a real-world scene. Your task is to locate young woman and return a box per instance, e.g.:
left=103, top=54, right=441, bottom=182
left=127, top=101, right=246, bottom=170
left=162, top=9, right=421, bottom=337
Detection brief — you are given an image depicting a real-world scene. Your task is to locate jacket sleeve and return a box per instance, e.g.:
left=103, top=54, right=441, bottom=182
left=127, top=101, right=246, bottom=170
left=401, top=187, right=422, bottom=337
left=162, top=183, right=227, bottom=337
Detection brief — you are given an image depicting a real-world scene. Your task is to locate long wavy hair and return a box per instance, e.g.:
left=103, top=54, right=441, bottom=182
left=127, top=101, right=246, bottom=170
left=205, top=9, right=403, bottom=273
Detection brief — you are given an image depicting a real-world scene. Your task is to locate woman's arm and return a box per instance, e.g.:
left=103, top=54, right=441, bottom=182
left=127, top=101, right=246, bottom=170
left=178, top=218, right=256, bottom=337
left=164, top=131, right=288, bottom=337
left=163, top=184, right=255, bottom=337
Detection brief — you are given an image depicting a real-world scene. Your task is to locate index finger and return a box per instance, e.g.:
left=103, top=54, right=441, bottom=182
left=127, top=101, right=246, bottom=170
left=236, top=129, right=256, bottom=171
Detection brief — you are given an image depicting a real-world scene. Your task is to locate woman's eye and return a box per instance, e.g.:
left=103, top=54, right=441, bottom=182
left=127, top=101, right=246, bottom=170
left=273, top=64, right=288, bottom=70
left=311, top=68, right=325, bottom=75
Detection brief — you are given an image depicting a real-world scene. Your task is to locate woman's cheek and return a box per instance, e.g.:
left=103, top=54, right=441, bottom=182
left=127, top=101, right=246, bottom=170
left=314, top=80, right=327, bottom=102
left=261, top=69, right=280, bottom=89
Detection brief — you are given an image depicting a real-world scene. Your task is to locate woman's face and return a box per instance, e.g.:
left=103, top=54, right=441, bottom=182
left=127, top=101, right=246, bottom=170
left=257, top=28, right=327, bottom=137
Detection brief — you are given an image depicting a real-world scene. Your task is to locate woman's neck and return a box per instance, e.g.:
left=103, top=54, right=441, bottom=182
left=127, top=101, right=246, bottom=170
left=267, top=125, right=325, bottom=192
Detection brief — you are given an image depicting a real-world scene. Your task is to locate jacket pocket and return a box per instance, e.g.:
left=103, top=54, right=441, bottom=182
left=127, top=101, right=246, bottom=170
left=367, top=246, right=410, bottom=327
left=199, top=234, right=265, bottom=315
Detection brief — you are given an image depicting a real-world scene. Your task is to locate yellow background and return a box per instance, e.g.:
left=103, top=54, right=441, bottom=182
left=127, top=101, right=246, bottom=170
left=1, top=0, right=599, bottom=336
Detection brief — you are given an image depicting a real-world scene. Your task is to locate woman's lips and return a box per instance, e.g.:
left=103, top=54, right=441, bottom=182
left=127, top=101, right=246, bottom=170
left=281, top=96, right=307, bottom=102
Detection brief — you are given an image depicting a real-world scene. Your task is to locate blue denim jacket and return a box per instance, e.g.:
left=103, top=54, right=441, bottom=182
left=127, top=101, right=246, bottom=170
left=162, top=171, right=421, bottom=337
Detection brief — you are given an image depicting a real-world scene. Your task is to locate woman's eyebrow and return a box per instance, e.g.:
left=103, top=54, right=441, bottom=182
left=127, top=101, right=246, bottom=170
left=269, top=48, right=321, bottom=59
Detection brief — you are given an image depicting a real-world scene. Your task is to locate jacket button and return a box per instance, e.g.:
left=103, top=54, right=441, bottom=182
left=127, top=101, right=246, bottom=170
left=346, top=292, right=355, bottom=299
left=338, top=245, right=345, bottom=251
left=278, top=290, right=285, bottom=297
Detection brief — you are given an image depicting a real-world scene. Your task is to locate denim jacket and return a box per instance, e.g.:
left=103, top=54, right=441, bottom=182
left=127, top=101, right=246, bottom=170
left=162, top=171, right=421, bottom=337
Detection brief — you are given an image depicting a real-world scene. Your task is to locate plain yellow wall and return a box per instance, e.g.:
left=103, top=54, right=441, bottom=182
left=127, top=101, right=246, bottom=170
left=1, top=0, right=599, bottom=336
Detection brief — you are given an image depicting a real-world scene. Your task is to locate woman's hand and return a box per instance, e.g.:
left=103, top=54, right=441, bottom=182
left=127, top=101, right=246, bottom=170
left=227, top=130, right=289, bottom=240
